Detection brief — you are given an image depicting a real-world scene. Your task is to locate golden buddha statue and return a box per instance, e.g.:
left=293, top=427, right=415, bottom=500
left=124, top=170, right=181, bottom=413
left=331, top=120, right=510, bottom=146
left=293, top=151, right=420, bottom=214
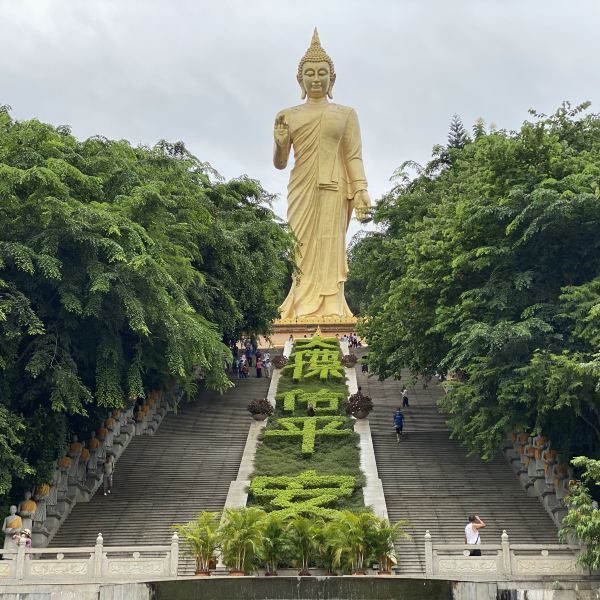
left=274, top=29, right=371, bottom=320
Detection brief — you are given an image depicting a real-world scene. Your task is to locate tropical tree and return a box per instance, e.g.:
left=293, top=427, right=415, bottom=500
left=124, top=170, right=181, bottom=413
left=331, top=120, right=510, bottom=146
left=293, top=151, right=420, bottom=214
left=349, top=102, right=600, bottom=462
left=560, top=457, right=600, bottom=570
left=286, top=514, right=321, bottom=575
left=331, top=510, right=379, bottom=574
left=173, top=511, right=221, bottom=575
left=259, top=511, right=289, bottom=575
left=314, top=518, right=342, bottom=575
left=218, top=507, right=266, bottom=574
left=0, top=106, right=294, bottom=504
left=368, top=516, right=412, bottom=573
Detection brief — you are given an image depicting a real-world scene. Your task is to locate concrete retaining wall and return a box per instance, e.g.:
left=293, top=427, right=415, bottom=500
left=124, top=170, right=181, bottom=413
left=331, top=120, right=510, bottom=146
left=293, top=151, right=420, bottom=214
left=1, top=578, right=597, bottom=600
left=0, top=582, right=152, bottom=600
left=153, top=577, right=451, bottom=599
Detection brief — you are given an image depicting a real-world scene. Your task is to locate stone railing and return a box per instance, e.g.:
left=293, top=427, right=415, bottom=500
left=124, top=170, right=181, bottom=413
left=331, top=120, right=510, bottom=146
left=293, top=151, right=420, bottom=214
left=0, top=533, right=178, bottom=582
left=424, top=530, right=583, bottom=580
left=501, top=431, right=572, bottom=528
left=30, top=388, right=182, bottom=548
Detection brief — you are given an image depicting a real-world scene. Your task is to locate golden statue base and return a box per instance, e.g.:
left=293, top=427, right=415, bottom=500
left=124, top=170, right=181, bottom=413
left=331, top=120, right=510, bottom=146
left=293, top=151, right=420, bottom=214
left=260, top=316, right=362, bottom=347
left=273, top=315, right=358, bottom=335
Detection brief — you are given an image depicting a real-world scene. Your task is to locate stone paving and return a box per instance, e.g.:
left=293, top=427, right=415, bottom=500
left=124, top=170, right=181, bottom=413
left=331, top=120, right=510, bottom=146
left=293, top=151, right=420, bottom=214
left=355, top=354, right=559, bottom=575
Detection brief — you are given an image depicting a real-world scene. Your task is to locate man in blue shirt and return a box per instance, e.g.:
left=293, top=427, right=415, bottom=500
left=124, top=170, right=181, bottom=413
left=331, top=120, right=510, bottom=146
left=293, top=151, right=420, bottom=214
left=393, top=409, right=404, bottom=443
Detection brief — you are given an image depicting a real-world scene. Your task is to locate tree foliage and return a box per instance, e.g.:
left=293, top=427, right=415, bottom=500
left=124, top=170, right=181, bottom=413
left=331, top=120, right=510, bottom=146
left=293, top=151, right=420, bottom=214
left=349, top=103, right=600, bottom=460
left=560, top=456, right=600, bottom=570
left=0, top=107, right=293, bottom=499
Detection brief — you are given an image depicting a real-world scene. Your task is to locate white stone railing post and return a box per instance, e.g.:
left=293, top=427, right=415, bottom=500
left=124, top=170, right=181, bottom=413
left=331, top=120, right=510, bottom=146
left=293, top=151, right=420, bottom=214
left=424, top=530, right=433, bottom=577
left=169, top=532, right=179, bottom=576
left=15, top=536, right=26, bottom=580
left=94, top=533, right=103, bottom=577
left=501, top=530, right=511, bottom=577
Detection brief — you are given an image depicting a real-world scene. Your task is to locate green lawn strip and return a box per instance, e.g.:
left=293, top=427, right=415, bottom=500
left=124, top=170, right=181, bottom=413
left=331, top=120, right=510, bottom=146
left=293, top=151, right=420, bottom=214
left=248, top=338, right=364, bottom=514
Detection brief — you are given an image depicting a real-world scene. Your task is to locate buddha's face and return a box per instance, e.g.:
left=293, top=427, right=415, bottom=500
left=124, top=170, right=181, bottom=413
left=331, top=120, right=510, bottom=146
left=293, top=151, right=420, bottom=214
left=302, top=61, right=331, bottom=99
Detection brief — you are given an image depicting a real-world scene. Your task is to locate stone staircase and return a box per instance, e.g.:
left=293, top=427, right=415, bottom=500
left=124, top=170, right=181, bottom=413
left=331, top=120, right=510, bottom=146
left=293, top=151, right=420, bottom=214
left=355, top=362, right=559, bottom=576
left=50, top=377, right=270, bottom=573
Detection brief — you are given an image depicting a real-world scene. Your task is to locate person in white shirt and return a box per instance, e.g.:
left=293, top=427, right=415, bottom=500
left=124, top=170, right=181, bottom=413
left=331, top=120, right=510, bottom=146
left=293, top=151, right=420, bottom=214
left=464, top=514, right=486, bottom=556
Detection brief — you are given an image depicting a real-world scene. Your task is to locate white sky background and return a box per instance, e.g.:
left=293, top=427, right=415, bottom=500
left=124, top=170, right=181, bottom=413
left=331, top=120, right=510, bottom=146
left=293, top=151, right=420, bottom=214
left=1, top=0, right=600, bottom=241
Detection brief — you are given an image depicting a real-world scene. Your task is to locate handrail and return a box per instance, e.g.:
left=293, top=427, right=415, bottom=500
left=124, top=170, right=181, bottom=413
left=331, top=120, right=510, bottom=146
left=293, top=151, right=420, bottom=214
left=424, top=529, right=583, bottom=580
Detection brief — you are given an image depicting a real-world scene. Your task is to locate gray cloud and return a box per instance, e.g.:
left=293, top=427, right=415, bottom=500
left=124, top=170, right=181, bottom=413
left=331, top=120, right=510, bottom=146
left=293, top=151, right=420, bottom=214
left=2, top=0, right=599, bottom=241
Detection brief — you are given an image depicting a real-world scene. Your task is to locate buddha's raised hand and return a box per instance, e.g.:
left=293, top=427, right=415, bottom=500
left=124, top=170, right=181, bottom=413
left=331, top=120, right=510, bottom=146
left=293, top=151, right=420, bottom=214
left=274, top=114, right=290, bottom=147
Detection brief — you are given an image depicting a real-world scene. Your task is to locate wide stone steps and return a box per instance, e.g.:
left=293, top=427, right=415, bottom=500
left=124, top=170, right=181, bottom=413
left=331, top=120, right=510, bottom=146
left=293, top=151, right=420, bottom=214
left=355, top=362, right=558, bottom=575
left=50, top=377, right=270, bottom=574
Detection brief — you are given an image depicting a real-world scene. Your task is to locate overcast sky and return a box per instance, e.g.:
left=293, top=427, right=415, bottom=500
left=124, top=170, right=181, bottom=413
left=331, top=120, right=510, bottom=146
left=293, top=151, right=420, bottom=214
left=2, top=0, right=599, bottom=240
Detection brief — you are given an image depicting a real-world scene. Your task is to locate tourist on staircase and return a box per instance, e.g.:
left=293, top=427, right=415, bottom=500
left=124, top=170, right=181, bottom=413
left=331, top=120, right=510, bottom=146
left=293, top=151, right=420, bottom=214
left=263, top=352, right=272, bottom=379
left=394, top=409, right=405, bottom=443
left=103, top=454, right=114, bottom=496
left=401, top=386, right=409, bottom=408
left=464, top=515, right=486, bottom=556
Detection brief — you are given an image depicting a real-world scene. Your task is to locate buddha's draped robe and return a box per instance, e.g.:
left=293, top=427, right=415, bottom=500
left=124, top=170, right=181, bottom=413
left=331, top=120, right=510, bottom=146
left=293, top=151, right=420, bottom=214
left=6, top=515, right=22, bottom=530
left=277, top=103, right=367, bottom=319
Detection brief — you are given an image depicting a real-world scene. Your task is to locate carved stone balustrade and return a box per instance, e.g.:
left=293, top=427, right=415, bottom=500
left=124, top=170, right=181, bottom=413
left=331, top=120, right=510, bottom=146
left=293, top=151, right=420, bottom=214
left=0, top=533, right=179, bottom=582
left=424, top=530, right=582, bottom=580
left=26, top=385, right=185, bottom=548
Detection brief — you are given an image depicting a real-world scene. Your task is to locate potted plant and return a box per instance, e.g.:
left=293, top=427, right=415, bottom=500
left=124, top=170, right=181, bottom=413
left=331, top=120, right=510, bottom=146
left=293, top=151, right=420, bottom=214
left=272, top=355, right=288, bottom=369
left=218, top=507, right=266, bottom=576
left=341, top=354, right=358, bottom=368
left=173, top=511, right=221, bottom=576
left=314, top=519, right=341, bottom=576
left=286, top=515, right=320, bottom=576
left=345, top=391, right=374, bottom=419
left=247, top=398, right=274, bottom=421
left=331, top=510, right=378, bottom=575
left=260, top=512, right=289, bottom=576
left=369, top=517, right=412, bottom=575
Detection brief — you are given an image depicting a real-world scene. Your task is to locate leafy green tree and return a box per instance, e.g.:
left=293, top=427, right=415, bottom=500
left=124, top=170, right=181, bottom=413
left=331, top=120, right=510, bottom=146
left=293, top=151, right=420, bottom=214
left=0, top=107, right=293, bottom=501
left=560, top=457, right=600, bottom=570
left=447, top=114, right=470, bottom=149
left=259, top=511, right=290, bottom=575
left=286, top=514, right=321, bottom=574
left=173, top=511, right=221, bottom=575
left=349, top=102, right=600, bottom=460
left=218, top=507, right=266, bottom=573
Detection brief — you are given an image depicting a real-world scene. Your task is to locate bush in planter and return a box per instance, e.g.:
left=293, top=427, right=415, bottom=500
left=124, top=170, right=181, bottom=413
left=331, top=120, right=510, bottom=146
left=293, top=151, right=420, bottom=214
left=369, top=517, right=412, bottom=573
left=173, top=511, right=221, bottom=575
left=218, top=507, right=266, bottom=574
left=314, top=519, right=343, bottom=575
left=329, top=510, right=379, bottom=574
left=341, top=354, right=358, bottom=368
left=247, top=398, right=274, bottom=417
left=259, top=512, right=290, bottom=575
left=272, top=355, right=288, bottom=369
left=286, top=514, right=322, bottom=575
left=345, top=392, right=374, bottom=417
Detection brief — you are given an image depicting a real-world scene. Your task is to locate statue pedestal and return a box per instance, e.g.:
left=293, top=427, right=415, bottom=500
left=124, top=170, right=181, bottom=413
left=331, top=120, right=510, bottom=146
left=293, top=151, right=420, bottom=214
left=271, top=316, right=361, bottom=346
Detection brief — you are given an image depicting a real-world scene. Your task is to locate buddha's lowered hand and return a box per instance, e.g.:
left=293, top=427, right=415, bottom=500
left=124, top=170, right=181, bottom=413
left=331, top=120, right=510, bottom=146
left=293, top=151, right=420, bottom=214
left=352, top=189, right=371, bottom=221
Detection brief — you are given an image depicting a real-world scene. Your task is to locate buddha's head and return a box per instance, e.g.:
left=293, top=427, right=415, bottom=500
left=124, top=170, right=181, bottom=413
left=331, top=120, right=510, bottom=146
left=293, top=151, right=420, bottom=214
left=297, top=28, right=336, bottom=100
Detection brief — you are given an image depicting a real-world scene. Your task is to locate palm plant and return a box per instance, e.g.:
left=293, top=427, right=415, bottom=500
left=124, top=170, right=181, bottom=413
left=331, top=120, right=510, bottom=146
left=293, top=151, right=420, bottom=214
left=218, top=507, right=266, bottom=574
left=332, top=510, right=379, bottom=574
left=314, top=519, right=341, bottom=575
left=173, top=511, right=220, bottom=575
left=369, top=517, right=412, bottom=573
left=286, top=515, right=321, bottom=575
left=260, top=512, right=289, bottom=575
